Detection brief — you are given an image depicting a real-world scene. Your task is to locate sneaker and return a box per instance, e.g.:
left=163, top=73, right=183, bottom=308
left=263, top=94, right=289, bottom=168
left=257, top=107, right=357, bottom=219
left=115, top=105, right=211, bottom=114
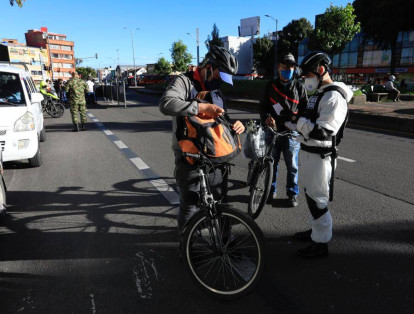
left=297, top=242, right=328, bottom=258
left=288, top=195, right=298, bottom=207
left=272, top=191, right=277, bottom=199
left=294, top=229, right=312, bottom=241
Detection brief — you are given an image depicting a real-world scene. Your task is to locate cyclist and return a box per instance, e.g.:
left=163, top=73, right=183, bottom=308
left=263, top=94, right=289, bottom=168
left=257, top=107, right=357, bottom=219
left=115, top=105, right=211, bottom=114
left=159, top=46, right=245, bottom=231
left=293, top=51, right=352, bottom=257
left=259, top=52, right=307, bottom=207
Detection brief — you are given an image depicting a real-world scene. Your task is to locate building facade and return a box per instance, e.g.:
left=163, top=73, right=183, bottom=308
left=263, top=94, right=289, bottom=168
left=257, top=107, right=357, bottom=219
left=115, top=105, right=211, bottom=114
left=221, top=36, right=253, bottom=76
left=25, top=27, right=75, bottom=81
left=298, top=30, right=414, bottom=85
left=0, top=39, right=50, bottom=83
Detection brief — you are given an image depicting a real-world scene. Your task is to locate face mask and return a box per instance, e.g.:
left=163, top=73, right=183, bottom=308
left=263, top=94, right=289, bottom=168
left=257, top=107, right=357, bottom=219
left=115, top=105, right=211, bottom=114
left=304, top=77, right=319, bottom=92
left=281, top=69, right=294, bottom=81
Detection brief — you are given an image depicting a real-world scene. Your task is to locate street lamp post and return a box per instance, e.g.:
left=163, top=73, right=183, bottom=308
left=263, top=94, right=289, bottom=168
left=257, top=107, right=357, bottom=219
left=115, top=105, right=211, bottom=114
left=265, top=14, right=279, bottom=75
left=116, top=49, right=120, bottom=66
left=187, top=28, right=199, bottom=65
left=124, top=27, right=140, bottom=86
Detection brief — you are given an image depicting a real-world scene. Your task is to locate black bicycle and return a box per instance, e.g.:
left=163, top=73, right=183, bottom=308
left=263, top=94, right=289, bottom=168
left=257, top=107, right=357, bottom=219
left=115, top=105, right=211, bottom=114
left=42, top=95, right=65, bottom=118
left=180, top=152, right=264, bottom=300
left=247, top=125, right=289, bottom=220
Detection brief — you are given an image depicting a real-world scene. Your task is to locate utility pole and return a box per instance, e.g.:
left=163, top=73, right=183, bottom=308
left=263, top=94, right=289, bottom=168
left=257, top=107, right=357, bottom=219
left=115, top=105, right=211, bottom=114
left=130, top=29, right=137, bottom=86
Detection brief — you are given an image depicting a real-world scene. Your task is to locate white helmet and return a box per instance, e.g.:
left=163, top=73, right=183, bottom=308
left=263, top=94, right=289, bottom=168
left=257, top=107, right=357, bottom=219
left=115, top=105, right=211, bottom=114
left=389, top=75, right=396, bottom=81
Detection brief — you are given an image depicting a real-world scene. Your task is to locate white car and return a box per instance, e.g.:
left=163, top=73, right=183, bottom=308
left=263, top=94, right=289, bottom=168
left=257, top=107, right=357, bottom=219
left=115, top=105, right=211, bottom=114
left=0, top=63, right=45, bottom=167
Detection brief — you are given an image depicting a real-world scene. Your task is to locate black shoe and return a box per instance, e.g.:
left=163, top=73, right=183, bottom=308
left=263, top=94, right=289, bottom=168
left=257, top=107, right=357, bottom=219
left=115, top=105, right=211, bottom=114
left=297, top=242, right=328, bottom=258
left=72, top=124, right=79, bottom=132
left=294, top=229, right=312, bottom=241
left=288, top=195, right=298, bottom=207
left=81, top=123, right=86, bottom=131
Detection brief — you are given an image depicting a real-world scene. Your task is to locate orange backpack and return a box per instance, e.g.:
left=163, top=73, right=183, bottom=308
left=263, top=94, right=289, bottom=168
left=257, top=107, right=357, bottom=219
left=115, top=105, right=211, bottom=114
left=176, top=91, right=241, bottom=165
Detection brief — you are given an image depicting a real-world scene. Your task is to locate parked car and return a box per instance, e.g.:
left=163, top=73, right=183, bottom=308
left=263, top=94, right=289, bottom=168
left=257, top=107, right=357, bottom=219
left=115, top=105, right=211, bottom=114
left=0, top=62, right=45, bottom=167
left=0, top=149, right=6, bottom=217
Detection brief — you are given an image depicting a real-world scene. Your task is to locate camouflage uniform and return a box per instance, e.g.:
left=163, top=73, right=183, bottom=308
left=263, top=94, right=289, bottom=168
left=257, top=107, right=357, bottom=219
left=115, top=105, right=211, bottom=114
left=65, top=78, right=89, bottom=124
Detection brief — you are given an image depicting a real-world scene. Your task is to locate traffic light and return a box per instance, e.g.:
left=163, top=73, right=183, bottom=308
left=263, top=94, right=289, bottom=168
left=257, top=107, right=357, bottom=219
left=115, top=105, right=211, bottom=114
left=95, top=53, right=98, bottom=59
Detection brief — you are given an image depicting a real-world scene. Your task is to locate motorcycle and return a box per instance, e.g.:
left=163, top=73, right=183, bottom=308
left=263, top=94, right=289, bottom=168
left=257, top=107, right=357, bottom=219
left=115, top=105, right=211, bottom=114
left=42, top=94, right=65, bottom=118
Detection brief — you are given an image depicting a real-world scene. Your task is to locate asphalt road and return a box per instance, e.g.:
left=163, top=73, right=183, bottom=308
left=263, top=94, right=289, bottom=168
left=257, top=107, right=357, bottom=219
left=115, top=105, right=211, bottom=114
left=1, top=90, right=413, bottom=314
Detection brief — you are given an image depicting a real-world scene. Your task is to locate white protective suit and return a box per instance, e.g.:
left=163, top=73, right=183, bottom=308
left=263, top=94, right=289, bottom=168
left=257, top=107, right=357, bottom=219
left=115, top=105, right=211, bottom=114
left=296, top=82, right=353, bottom=243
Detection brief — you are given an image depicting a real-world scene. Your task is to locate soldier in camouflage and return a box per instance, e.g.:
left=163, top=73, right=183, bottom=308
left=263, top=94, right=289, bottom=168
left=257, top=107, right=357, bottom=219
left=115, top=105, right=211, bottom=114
left=65, top=71, right=89, bottom=132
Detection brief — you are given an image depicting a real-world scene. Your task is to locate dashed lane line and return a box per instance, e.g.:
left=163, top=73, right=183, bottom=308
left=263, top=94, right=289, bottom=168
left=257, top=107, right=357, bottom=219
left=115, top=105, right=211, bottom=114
left=86, top=111, right=179, bottom=205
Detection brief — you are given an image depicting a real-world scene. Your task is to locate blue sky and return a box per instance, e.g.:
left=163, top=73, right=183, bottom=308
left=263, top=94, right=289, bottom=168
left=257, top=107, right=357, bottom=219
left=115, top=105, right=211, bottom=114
left=1, top=0, right=351, bottom=69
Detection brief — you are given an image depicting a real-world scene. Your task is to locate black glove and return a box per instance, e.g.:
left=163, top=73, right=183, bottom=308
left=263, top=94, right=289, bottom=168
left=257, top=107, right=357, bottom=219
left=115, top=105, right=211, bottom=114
left=309, top=124, right=332, bottom=141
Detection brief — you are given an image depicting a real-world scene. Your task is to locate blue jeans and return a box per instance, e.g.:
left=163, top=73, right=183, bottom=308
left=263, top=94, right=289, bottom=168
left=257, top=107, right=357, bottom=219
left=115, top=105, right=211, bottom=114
left=266, top=130, right=300, bottom=196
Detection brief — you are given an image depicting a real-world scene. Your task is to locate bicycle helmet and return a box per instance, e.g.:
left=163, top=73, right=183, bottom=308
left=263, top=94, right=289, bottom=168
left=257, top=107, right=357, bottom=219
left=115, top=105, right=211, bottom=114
left=39, top=81, right=47, bottom=88
left=203, top=46, right=238, bottom=75
left=389, top=75, right=396, bottom=81
left=299, top=51, right=331, bottom=77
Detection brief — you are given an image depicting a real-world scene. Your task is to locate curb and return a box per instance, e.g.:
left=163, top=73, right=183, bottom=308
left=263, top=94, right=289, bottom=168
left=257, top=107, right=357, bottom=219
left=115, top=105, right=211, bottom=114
left=132, top=88, right=414, bottom=134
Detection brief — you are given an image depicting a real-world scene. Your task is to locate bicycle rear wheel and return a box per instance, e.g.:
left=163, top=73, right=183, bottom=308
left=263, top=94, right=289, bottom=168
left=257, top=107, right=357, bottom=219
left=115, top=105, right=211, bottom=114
left=248, top=159, right=273, bottom=220
left=181, top=205, right=264, bottom=300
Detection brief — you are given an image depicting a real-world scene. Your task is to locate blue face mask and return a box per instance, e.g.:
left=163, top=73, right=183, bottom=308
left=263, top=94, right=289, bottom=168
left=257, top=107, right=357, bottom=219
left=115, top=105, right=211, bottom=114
left=281, top=69, right=294, bottom=81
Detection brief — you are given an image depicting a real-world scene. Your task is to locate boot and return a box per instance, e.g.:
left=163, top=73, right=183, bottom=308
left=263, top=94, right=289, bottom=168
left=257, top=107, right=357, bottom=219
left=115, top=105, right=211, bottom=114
left=72, top=124, right=79, bottom=132
left=81, top=123, right=86, bottom=131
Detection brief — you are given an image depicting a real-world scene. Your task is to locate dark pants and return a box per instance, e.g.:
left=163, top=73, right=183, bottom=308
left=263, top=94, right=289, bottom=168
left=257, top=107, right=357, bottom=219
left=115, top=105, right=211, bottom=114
left=175, top=158, right=228, bottom=230
left=388, top=89, right=400, bottom=101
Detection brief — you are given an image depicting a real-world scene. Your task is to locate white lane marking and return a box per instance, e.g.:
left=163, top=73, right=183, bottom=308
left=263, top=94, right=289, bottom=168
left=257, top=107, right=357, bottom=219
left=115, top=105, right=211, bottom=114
left=92, top=118, right=99, bottom=122
left=338, top=156, right=357, bottom=163
left=114, top=140, right=128, bottom=149
left=133, top=251, right=161, bottom=300
left=150, top=179, right=174, bottom=192
left=88, top=113, right=95, bottom=118
left=130, top=157, right=150, bottom=170
left=90, top=293, right=96, bottom=314
left=103, top=129, right=113, bottom=136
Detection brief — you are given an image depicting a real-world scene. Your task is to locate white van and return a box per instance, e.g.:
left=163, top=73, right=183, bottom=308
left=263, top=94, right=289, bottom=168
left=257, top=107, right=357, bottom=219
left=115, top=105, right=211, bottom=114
left=0, top=63, right=45, bottom=167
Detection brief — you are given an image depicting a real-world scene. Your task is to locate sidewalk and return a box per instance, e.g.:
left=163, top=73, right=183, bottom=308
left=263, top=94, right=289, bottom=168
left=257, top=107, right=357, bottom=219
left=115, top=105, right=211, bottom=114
left=131, top=87, right=414, bottom=134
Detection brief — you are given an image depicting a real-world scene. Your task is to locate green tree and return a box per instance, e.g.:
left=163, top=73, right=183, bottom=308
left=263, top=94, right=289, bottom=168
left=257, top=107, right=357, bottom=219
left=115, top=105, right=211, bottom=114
left=353, top=0, right=414, bottom=74
left=154, top=57, right=172, bottom=75
left=253, top=36, right=275, bottom=77
left=170, top=40, right=192, bottom=73
left=309, top=3, right=361, bottom=55
left=205, top=23, right=224, bottom=51
left=9, top=0, right=25, bottom=7
left=278, top=18, right=314, bottom=59
left=76, top=67, right=97, bottom=79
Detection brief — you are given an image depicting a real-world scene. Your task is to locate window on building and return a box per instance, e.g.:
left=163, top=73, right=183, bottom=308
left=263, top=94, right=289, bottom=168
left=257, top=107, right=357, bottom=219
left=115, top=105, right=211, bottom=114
left=50, top=44, right=60, bottom=50
left=62, top=63, right=73, bottom=69
left=401, top=47, right=414, bottom=65
left=52, top=53, right=59, bottom=58
left=61, top=45, right=71, bottom=51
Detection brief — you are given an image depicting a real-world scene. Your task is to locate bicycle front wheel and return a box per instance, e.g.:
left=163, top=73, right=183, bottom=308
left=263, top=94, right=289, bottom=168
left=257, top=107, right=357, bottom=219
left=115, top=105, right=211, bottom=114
left=49, top=102, right=65, bottom=118
left=181, top=205, right=264, bottom=300
left=248, top=159, right=273, bottom=220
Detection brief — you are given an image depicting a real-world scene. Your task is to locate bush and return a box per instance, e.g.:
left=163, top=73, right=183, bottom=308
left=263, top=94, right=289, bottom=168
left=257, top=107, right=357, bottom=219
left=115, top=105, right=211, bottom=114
left=353, top=89, right=363, bottom=96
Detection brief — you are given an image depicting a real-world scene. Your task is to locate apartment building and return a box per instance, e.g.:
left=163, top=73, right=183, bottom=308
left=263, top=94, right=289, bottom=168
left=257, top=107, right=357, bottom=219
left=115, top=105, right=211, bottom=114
left=25, top=27, right=75, bottom=81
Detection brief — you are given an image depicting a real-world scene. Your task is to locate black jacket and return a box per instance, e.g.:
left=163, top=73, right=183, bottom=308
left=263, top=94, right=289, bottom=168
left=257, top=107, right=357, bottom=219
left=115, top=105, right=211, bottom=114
left=259, top=77, right=308, bottom=132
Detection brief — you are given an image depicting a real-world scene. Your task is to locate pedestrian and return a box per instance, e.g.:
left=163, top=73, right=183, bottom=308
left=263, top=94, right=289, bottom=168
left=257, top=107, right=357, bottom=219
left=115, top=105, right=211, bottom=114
left=259, top=52, right=308, bottom=207
left=385, top=75, right=401, bottom=102
left=86, top=77, right=96, bottom=104
left=65, top=71, right=89, bottom=132
left=293, top=51, right=352, bottom=257
left=159, top=46, right=244, bottom=231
